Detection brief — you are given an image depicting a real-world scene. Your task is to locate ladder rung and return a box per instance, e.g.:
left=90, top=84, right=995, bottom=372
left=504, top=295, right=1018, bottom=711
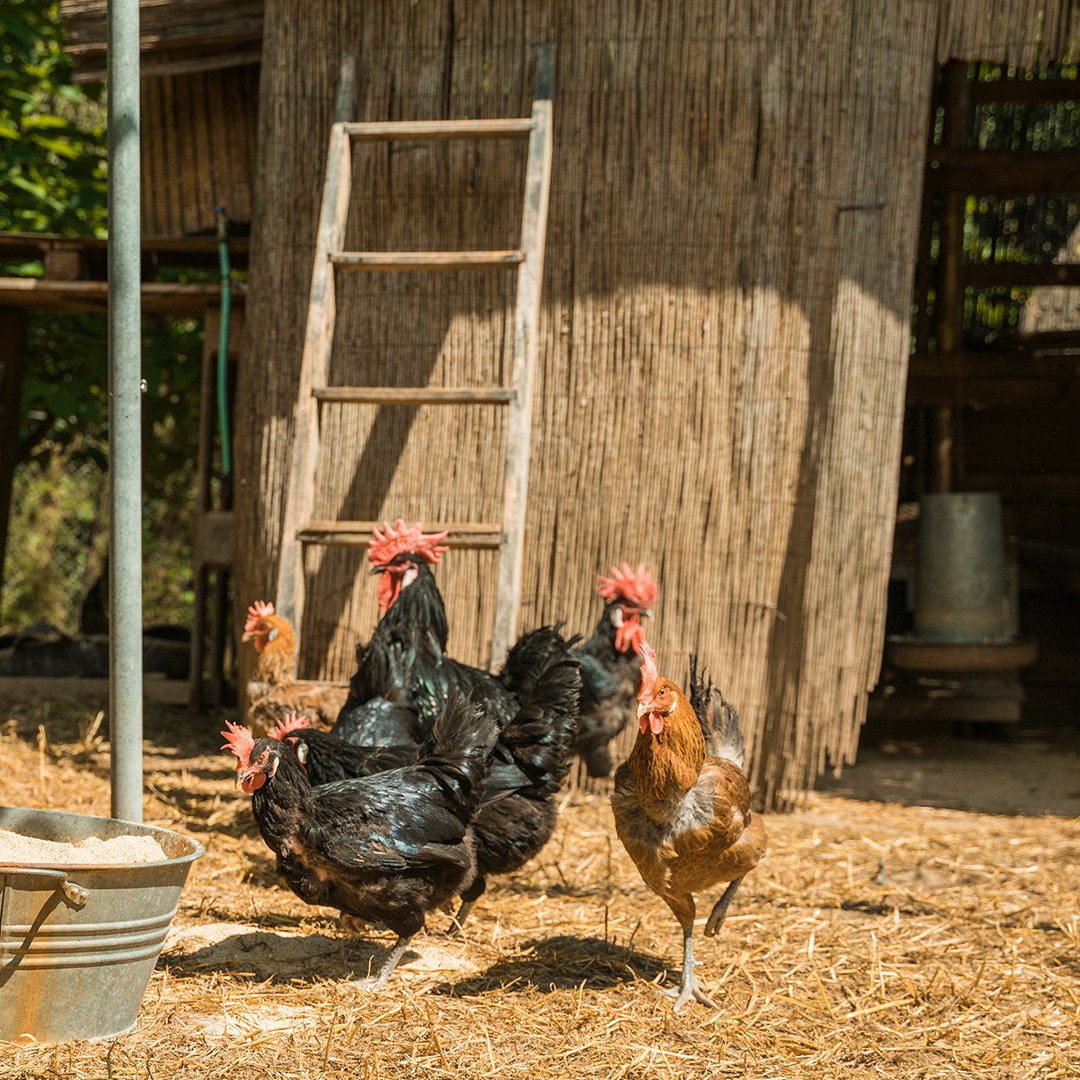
left=298, top=521, right=504, bottom=549
left=343, top=119, right=534, bottom=140
left=331, top=251, right=524, bottom=271
left=314, top=387, right=515, bottom=405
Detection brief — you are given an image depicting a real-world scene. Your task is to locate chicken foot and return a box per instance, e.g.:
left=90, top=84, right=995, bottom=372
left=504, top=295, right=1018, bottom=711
left=664, top=925, right=718, bottom=1013
left=352, top=933, right=414, bottom=990
left=704, top=876, right=744, bottom=937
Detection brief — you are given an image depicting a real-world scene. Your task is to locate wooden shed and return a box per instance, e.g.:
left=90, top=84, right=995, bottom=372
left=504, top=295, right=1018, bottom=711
left=60, top=1, right=1080, bottom=807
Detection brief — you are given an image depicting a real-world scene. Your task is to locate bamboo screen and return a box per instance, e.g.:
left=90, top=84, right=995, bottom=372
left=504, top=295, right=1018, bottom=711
left=235, top=0, right=1080, bottom=809
left=140, top=66, right=259, bottom=237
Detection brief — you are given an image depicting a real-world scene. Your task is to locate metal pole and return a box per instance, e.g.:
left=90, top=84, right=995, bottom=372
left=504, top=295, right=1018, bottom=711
left=108, top=0, right=143, bottom=823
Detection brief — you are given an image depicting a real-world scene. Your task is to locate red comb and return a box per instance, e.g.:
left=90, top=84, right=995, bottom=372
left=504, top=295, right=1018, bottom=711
left=273, top=711, right=310, bottom=741
left=367, top=519, right=449, bottom=567
left=221, top=719, right=256, bottom=768
left=596, top=562, right=657, bottom=609
left=244, top=600, right=275, bottom=634
left=637, top=642, right=659, bottom=701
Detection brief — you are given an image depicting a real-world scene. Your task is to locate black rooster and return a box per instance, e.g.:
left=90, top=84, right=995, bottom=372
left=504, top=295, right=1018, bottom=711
left=222, top=694, right=497, bottom=989
left=570, top=562, right=657, bottom=777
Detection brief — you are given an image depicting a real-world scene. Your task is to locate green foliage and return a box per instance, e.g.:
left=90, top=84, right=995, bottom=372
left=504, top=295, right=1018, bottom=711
left=0, top=0, right=106, bottom=236
left=0, top=2, right=206, bottom=635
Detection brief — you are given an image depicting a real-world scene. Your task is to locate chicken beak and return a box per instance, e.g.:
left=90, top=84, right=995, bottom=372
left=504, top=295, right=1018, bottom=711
left=636, top=701, right=649, bottom=718
left=370, top=564, right=388, bottom=575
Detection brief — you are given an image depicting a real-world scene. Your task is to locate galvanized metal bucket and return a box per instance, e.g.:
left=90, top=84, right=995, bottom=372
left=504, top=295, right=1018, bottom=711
left=0, top=805, right=204, bottom=1045
left=914, top=492, right=1010, bottom=643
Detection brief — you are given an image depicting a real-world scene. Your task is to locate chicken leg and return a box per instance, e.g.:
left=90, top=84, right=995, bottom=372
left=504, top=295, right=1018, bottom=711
left=665, top=925, right=718, bottom=1013
left=704, top=876, right=743, bottom=937
left=353, top=933, right=413, bottom=990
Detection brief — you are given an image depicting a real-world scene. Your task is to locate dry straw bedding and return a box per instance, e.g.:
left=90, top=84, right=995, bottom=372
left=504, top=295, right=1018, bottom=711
left=0, top=700, right=1076, bottom=1079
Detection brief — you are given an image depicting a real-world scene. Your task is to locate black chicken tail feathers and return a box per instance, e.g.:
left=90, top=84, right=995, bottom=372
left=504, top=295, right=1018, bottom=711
left=688, top=653, right=746, bottom=770
left=499, top=654, right=583, bottom=795
left=423, top=691, right=500, bottom=819
left=499, top=623, right=578, bottom=697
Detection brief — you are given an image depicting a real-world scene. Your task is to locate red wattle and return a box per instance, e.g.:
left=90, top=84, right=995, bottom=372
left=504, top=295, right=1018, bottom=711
left=649, top=712, right=664, bottom=735
left=614, top=613, right=645, bottom=654
left=241, top=773, right=266, bottom=795
left=378, top=574, right=401, bottom=614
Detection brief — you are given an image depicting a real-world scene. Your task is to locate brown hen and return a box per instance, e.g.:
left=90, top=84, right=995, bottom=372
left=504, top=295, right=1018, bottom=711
left=611, top=644, right=766, bottom=1012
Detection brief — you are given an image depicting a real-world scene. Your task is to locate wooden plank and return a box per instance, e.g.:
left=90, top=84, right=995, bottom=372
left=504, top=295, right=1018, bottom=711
left=344, top=118, right=533, bottom=139
left=0, top=232, right=252, bottom=261
left=973, top=329, right=1080, bottom=352
left=273, top=58, right=357, bottom=645
left=969, top=77, right=1080, bottom=106
left=299, top=521, right=503, bottom=549
left=960, top=261, right=1080, bottom=288
left=906, top=377, right=1064, bottom=407
left=330, top=250, right=524, bottom=271
left=926, top=148, right=1080, bottom=194
left=490, top=44, right=555, bottom=668
left=313, top=386, right=514, bottom=404
left=909, top=352, right=1080, bottom=378
left=0, top=277, right=246, bottom=314
left=75, top=47, right=262, bottom=83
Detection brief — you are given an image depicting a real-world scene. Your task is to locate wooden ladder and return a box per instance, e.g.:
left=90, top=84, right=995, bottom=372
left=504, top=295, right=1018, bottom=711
left=274, top=46, right=554, bottom=669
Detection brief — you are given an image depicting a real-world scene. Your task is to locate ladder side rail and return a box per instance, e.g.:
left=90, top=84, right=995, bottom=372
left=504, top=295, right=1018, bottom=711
left=273, top=120, right=353, bottom=645
left=490, top=44, right=555, bottom=668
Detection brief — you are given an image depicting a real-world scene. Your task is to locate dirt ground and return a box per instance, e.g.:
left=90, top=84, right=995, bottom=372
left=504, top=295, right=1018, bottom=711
left=1, top=697, right=1077, bottom=1078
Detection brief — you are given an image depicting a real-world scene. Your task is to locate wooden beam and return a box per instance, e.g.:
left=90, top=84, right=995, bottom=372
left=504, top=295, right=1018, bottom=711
left=74, top=47, right=262, bottom=83
left=909, top=352, right=1080, bottom=378
left=906, top=377, right=1065, bottom=406
left=968, top=77, right=1080, bottom=106
left=926, top=149, right=1080, bottom=194
left=0, top=277, right=246, bottom=314
left=0, top=230, right=250, bottom=263
left=960, top=261, right=1080, bottom=288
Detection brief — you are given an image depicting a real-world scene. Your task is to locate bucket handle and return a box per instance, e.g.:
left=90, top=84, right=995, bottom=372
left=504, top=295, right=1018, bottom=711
left=0, top=866, right=89, bottom=907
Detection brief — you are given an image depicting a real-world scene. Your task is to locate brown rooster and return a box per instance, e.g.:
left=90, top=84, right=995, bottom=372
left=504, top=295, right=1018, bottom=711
left=242, top=600, right=348, bottom=735
left=611, top=643, right=767, bottom=1012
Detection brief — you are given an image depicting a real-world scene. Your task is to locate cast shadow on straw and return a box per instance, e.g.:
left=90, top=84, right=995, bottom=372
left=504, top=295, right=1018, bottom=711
left=160, top=929, right=403, bottom=984
left=429, top=933, right=670, bottom=996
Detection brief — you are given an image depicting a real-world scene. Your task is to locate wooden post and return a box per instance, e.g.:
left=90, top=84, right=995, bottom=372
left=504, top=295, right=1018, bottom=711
left=0, top=308, right=28, bottom=626
left=934, top=61, right=971, bottom=493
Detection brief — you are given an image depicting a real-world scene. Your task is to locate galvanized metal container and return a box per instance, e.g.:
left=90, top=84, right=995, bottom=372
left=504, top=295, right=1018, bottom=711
left=914, top=492, right=1010, bottom=643
left=0, top=805, right=203, bottom=1045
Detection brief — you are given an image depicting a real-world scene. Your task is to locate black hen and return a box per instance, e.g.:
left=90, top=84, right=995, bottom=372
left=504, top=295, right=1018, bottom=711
left=453, top=643, right=581, bottom=927
left=282, top=627, right=583, bottom=929
left=222, top=694, right=497, bottom=989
